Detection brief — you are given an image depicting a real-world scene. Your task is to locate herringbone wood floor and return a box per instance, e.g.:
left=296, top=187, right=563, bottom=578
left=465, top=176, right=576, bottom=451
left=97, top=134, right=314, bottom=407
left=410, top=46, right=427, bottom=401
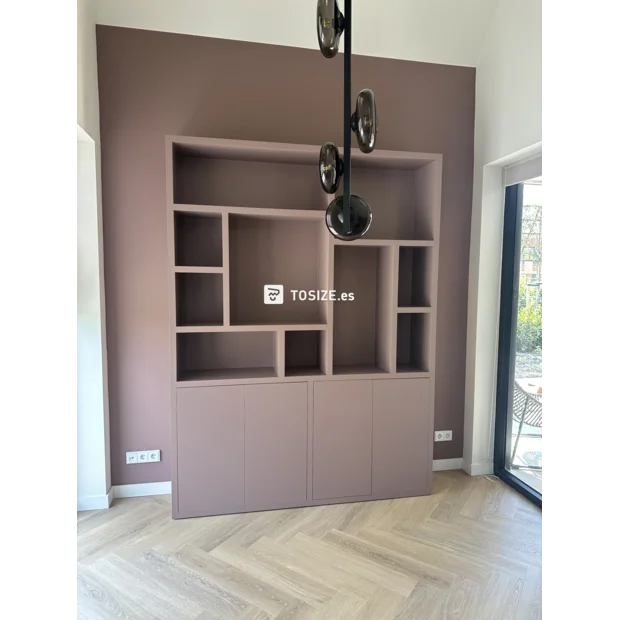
left=77, top=471, right=542, bottom=619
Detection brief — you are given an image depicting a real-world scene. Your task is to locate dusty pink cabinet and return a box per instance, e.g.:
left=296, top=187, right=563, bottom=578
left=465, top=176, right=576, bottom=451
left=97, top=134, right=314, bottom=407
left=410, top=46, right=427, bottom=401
left=176, top=382, right=308, bottom=517
left=176, top=386, right=245, bottom=517
left=245, top=383, right=308, bottom=509
left=312, top=380, right=373, bottom=500
left=372, top=378, right=431, bottom=498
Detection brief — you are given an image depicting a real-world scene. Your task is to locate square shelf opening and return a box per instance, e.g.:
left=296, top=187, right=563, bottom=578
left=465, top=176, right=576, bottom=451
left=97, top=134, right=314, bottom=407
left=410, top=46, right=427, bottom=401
left=229, top=215, right=325, bottom=325
left=398, top=247, right=432, bottom=308
left=397, top=313, right=430, bottom=373
left=175, top=273, right=223, bottom=326
left=285, top=331, right=325, bottom=377
left=173, top=150, right=325, bottom=210
left=333, top=246, right=392, bottom=375
left=340, top=162, right=436, bottom=241
left=174, top=212, right=222, bottom=267
left=177, top=332, right=277, bottom=381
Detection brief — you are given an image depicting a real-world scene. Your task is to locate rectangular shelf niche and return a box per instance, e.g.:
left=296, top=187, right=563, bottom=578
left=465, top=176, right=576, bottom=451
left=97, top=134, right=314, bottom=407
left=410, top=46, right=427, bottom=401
left=177, top=332, right=277, bottom=381
left=172, top=143, right=326, bottom=210
left=396, top=313, right=430, bottom=373
left=285, top=330, right=326, bottom=377
left=333, top=246, right=392, bottom=375
left=398, top=247, right=432, bottom=308
left=175, top=273, right=223, bottom=326
left=229, top=215, right=326, bottom=326
left=331, top=161, right=435, bottom=241
left=174, top=212, right=222, bottom=267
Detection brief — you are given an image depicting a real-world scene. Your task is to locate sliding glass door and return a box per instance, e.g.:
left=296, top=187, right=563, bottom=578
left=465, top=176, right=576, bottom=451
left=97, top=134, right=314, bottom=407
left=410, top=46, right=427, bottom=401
left=494, top=177, right=542, bottom=506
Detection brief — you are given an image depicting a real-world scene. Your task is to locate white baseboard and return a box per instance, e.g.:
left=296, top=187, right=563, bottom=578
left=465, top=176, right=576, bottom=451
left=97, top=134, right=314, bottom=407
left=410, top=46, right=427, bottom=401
left=113, top=481, right=172, bottom=499
left=77, top=489, right=113, bottom=511
left=463, top=461, right=494, bottom=476
left=432, top=458, right=464, bottom=472
left=85, top=462, right=469, bottom=509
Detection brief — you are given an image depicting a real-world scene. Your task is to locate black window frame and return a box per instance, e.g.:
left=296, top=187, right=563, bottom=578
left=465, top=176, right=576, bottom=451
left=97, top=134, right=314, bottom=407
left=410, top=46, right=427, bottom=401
left=494, top=182, right=542, bottom=508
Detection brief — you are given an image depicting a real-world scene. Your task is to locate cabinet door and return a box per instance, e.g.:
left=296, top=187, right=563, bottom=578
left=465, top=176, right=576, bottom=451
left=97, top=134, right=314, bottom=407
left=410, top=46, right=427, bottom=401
left=176, top=386, right=245, bottom=516
left=372, top=378, right=431, bottom=498
left=313, top=380, right=373, bottom=500
left=244, top=383, right=308, bottom=508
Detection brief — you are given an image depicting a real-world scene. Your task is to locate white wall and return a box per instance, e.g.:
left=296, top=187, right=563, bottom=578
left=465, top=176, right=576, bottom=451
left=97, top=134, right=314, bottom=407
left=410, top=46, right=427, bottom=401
left=77, top=0, right=110, bottom=509
left=464, top=0, right=542, bottom=475
left=95, top=0, right=498, bottom=67
left=78, top=0, right=99, bottom=141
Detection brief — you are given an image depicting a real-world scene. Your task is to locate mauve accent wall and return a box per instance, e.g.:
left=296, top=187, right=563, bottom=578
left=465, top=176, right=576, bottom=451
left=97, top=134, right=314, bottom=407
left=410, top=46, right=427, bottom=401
left=96, top=26, right=475, bottom=485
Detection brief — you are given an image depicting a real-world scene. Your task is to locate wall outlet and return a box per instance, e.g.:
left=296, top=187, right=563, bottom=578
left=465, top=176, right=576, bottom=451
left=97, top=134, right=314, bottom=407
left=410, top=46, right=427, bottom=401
left=126, top=450, right=161, bottom=464
left=434, top=430, right=453, bottom=442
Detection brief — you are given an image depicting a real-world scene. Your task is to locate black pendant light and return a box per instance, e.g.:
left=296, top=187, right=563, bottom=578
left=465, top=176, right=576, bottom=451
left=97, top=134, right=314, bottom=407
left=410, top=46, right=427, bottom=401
left=316, top=0, right=378, bottom=241
left=325, top=195, right=372, bottom=241
left=319, top=142, right=343, bottom=193
left=316, top=0, right=345, bottom=58
left=351, top=89, right=378, bottom=153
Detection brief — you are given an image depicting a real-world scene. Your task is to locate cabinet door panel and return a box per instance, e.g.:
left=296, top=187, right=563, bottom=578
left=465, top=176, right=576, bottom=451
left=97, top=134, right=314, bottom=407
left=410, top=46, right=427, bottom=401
left=313, top=380, right=373, bottom=500
left=372, top=378, right=431, bottom=497
left=245, top=383, right=308, bottom=508
left=176, top=386, right=245, bottom=516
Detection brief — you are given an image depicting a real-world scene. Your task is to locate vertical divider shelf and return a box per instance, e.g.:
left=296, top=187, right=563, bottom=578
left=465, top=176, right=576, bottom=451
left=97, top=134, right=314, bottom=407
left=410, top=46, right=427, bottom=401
left=275, top=330, right=285, bottom=378
left=221, top=212, right=231, bottom=326
left=318, top=216, right=334, bottom=376
left=376, top=245, right=398, bottom=373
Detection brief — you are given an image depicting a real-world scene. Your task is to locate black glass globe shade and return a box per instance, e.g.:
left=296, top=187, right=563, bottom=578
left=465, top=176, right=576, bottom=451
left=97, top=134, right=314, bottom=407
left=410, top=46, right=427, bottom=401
left=319, top=142, right=344, bottom=194
left=351, top=89, right=378, bottom=153
left=316, top=0, right=345, bottom=58
left=325, top=194, right=372, bottom=241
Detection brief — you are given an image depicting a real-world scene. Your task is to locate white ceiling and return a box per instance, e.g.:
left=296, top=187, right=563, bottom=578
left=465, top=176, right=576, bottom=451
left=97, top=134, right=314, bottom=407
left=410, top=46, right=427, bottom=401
left=96, top=0, right=500, bottom=67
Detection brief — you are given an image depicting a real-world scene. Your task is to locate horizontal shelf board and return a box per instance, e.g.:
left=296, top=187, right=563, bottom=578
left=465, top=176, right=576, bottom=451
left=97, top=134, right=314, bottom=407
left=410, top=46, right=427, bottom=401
left=176, top=324, right=226, bottom=332
left=396, top=364, right=430, bottom=374
left=172, top=204, right=325, bottom=220
left=285, top=366, right=326, bottom=378
left=169, top=135, right=440, bottom=170
left=174, top=266, right=223, bottom=273
left=176, top=323, right=328, bottom=333
left=397, top=307, right=432, bottom=313
left=176, top=371, right=433, bottom=387
left=178, top=367, right=278, bottom=382
left=333, top=364, right=390, bottom=376
left=231, top=323, right=328, bottom=331
left=333, top=239, right=434, bottom=247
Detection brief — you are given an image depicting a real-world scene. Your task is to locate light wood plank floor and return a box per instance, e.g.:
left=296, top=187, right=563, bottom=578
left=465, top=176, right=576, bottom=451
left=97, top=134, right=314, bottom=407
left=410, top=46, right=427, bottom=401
left=77, top=471, right=541, bottom=619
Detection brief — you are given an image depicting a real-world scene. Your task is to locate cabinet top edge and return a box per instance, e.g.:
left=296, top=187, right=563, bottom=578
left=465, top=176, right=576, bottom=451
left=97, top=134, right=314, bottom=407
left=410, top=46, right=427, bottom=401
left=166, top=135, right=442, bottom=170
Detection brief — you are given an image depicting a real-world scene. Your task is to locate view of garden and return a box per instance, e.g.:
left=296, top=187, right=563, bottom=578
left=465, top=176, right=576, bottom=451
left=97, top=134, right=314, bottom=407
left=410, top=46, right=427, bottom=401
left=511, top=183, right=542, bottom=491
left=515, top=199, right=542, bottom=379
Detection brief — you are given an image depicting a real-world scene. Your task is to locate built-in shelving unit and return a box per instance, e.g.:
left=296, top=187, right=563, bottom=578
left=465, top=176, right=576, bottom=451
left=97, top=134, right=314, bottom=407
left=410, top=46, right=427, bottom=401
left=167, top=136, right=442, bottom=519
left=167, top=136, right=441, bottom=386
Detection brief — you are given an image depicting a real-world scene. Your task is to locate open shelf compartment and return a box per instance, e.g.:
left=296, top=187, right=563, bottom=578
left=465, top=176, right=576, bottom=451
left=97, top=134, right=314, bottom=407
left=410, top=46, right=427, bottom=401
left=172, top=143, right=326, bottom=210
left=175, top=273, right=223, bottom=327
left=398, top=247, right=432, bottom=308
left=333, top=246, right=393, bottom=375
left=334, top=159, right=437, bottom=241
left=177, top=331, right=277, bottom=382
left=397, top=313, right=430, bottom=373
left=174, top=212, right=222, bottom=267
left=229, top=215, right=327, bottom=326
left=285, top=330, right=326, bottom=377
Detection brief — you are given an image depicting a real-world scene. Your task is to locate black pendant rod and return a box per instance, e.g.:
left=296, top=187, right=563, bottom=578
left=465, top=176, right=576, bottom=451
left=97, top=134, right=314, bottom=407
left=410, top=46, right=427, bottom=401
left=342, top=0, right=352, bottom=234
